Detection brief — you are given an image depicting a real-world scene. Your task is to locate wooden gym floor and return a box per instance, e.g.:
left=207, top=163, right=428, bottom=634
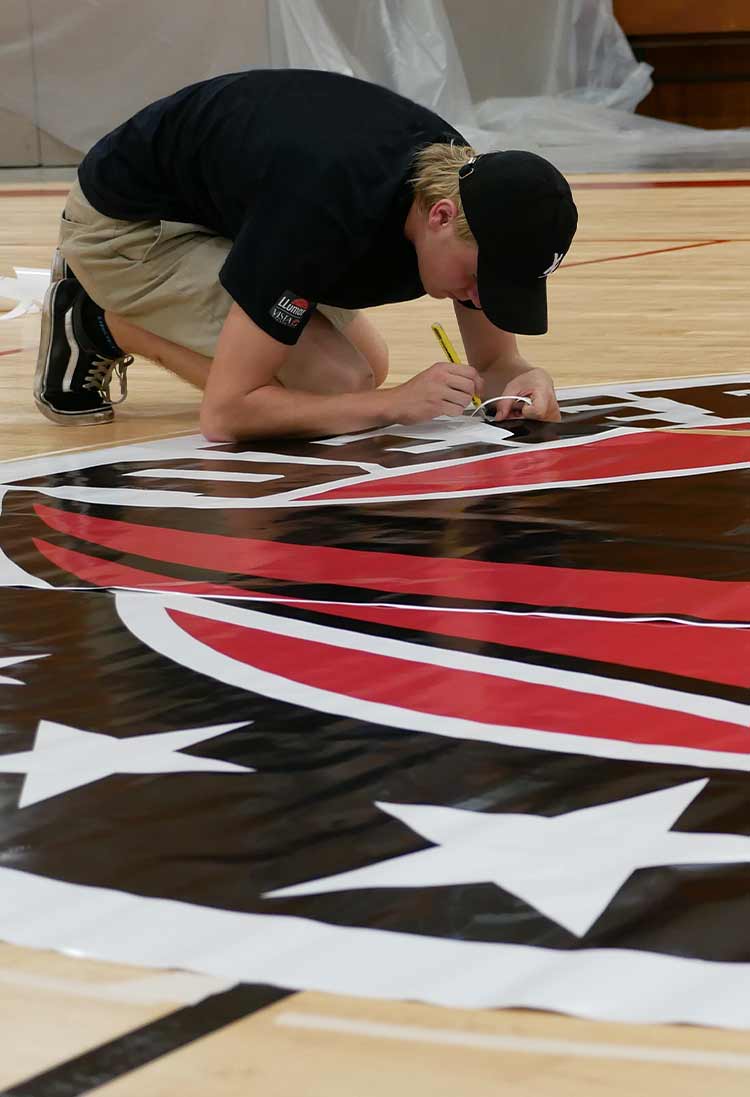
left=1, top=173, right=750, bottom=1095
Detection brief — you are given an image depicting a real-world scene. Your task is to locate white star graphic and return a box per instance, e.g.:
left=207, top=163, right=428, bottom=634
left=0, top=720, right=253, bottom=807
left=0, top=654, right=48, bottom=685
left=265, top=780, right=750, bottom=936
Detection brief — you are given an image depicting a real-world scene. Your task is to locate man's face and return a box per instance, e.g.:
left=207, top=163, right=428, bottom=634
left=414, top=201, right=481, bottom=308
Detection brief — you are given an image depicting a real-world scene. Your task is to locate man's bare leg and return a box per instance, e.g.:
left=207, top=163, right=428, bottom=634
left=106, top=309, right=389, bottom=394
left=105, top=312, right=212, bottom=389
left=278, top=312, right=388, bottom=393
left=346, top=312, right=389, bottom=387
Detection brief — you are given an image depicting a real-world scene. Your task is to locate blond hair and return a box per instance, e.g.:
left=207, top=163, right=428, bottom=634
left=409, top=141, right=478, bottom=244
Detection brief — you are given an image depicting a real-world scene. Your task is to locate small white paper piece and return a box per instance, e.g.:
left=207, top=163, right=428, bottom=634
left=0, top=267, right=51, bottom=320
left=471, top=395, right=533, bottom=417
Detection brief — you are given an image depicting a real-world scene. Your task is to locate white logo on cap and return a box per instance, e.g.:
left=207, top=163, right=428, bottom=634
left=539, top=252, right=565, bottom=278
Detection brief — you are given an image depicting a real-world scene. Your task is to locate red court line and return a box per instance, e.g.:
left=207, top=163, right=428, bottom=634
left=0, top=189, right=70, bottom=198
left=565, top=240, right=729, bottom=268
left=1, top=180, right=748, bottom=201
left=574, top=180, right=750, bottom=190
left=575, top=237, right=746, bottom=242
left=0, top=348, right=24, bottom=358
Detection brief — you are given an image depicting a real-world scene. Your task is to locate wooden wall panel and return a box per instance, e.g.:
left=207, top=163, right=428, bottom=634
left=633, top=36, right=750, bottom=128
left=614, top=2, right=750, bottom=128
left=615, top=1, right=750, bottom=36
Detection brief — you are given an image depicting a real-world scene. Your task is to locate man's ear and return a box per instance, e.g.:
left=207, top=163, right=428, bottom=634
left=428, top=198, right=458, bottom=229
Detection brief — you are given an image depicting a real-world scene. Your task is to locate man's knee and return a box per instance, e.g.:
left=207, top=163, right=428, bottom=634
left=367, top=341, right=389, bottom=388
left=328, top=349, right=376, bottom=393
left=343, top=314, right=389, bottom=388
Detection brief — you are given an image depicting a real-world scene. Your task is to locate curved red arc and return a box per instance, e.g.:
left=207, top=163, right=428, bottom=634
left=32, top=538, right=750, bottom=688
left=31, top=537, right=750, bottom=757
left=307, top=432, right=750, bottom=501
left=169, top=609, right=750, bottom=756
left=33, top=503, right=750, bottom=621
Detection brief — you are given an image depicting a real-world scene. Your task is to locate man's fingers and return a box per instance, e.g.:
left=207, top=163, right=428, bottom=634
left=443, top=391, right=474, bottom=414
left=443, top=366, right=481, bottom=399
left=445, top=378, right=478, bottom=401
left=497, top=368, right=560, bottom=424
left=518, top=395, right=560, bottom=421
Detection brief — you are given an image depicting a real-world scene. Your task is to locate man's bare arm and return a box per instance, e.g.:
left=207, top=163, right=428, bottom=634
left=200, top=303, right=481, bottom=441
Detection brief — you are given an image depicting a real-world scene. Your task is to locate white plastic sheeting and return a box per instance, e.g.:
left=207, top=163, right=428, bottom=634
left=268, top=0, right=750, bottom=171
left=2, top=0, right=749, bottom=171
left=268, top=0, right=652, bottom=133
left=269, top=1, right=478, bottom=134
left=0, top=267, right=49, bottom=320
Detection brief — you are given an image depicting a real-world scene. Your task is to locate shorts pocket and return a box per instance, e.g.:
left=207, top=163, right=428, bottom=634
left=128, top=219, right=210, bottom=264
left=113, top=220, right=164, bottom=263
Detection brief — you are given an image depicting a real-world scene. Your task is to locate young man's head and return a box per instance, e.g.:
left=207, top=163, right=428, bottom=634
left=407, top=142, right=480, bottom=306
left=408, top=143, right=578, bottom=334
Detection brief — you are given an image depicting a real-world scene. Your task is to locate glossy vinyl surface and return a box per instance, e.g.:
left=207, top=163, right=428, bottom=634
left=1, top=375, right=750, bottom=1022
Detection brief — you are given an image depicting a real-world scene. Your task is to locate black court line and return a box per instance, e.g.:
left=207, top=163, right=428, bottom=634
left=2, top=982, right=293, bottom=1097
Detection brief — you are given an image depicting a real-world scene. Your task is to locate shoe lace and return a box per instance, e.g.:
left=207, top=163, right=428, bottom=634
left=82, top=355, right=133, bottom=405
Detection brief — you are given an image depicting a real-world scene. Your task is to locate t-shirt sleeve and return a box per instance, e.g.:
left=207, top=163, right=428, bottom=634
left=219, top=195, right=358, bottom=346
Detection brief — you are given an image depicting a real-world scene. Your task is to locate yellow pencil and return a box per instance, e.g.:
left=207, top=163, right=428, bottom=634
left=430, top=322, right=482, bottom=409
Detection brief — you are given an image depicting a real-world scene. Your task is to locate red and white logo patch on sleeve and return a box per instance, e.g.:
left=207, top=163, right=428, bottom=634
left=270, top=291, right=315, bottom=329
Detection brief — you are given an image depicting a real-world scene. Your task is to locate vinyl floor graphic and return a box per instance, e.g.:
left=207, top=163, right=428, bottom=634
left=1, top=375, right=750, bottom=1025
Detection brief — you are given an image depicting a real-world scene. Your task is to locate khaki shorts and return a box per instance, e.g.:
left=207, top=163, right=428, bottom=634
left=59, top=179, right=358, bottom=359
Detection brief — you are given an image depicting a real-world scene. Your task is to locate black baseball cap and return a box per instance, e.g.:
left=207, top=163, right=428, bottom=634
left=458, top=150, right=578, bottom=335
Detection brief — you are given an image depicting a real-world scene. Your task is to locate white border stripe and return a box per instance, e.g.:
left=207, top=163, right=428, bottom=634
left=116, top=593, right=750, bottom=728
left=3, top=865, right=750, bottom=1027
left=559, top=373, right=750, bottom=399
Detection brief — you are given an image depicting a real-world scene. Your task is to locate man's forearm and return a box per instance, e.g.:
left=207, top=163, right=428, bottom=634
left=201, top=383, right=395, bottom=442
left=478, top=354, right=536, bottom=395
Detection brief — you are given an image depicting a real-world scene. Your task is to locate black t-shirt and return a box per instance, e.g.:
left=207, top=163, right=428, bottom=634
left=78, top=70, right=467, bottom=345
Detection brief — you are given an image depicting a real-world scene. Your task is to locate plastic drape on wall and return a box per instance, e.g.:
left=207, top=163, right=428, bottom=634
left=2, top=0, right=749, bottom=171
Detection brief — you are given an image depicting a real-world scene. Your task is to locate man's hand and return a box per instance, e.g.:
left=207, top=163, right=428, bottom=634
left=499, top=367, right=560, bottom=422
left=452, top=302, right=561, bottom=424
left=385, top=361, right=482, bottom=425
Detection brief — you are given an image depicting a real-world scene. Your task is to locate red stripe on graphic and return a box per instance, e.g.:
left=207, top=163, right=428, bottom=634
left=33, top=538, right=750, bottom=688
left=317, top=602, right=750, bottom=690
left=0, top=348, right=24, bottom=358
left=32, top=538, right=249, bottom=598
left=308, top=431, right=750, bottom=501
left=33, top=503, right=750, bottom=621
left=678, top=422, right=750, bottom=433
left=41, top=525, right=750, bottom=757
left=169, top=609, right=750, bottom=756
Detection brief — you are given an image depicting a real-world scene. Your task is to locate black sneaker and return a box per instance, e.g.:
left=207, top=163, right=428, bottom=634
left=33, top=278, right=132, bottom=425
